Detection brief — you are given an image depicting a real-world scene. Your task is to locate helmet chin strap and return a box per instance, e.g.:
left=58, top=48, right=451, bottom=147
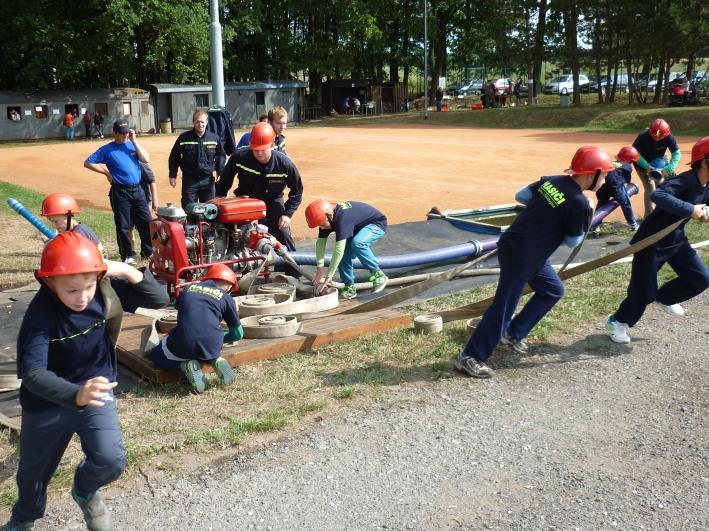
left=589, top=169, right=602, bottom=190
left=66, top=212, right=73, bottom=232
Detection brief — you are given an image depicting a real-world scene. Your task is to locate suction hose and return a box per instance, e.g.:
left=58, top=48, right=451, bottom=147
left=6, top=197, right=56, bottom=240
left=281, top=183, right=638, bottom=270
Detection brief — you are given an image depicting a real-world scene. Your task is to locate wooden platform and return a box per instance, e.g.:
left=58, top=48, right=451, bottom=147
left=117, top=307, right=412, bottom=383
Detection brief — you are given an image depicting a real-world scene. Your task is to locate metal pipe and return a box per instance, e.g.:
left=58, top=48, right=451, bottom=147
left=6, top=197, right=56, bottom=239
left=209, top=0, right=225, bottom=108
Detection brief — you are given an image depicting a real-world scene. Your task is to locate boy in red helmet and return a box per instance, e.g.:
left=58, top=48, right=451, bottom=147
left=455, top=146, right=613, bottom=378
left=632, top=118, right=681, bottom=217
left=41, top=192, right=104, bottom=254
left=6, top=232, right=169, bottom=531
left=608, top=136, right=709, bottom=343
left=149, top=263, right=243, bottom=393
left=305, top=198, right=388, bottom=300
left=594, top=146, right=641, bottom=231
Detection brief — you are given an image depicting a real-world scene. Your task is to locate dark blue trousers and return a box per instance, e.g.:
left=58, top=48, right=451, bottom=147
left=109, top=184, right=153, bottom=260
left=596, top=174, right=637, bottom=226
left=265, top=200, right=299, bottom=278
left=463, top=251, right=564, bottom=361
left=614, top=240, right=709, bottom=327
left=12, top=398, right=126, bottom=522
left=181, top=175, right=216, bottom=209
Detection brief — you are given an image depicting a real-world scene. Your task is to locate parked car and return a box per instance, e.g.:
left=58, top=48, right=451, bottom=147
left=458, top=79, right=484, bottom=96
left=491, top=78, right=512, bottom=96
left=543, top=74, right=590, bottom=95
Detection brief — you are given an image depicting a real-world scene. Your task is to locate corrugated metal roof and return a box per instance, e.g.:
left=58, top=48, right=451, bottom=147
left=146, top=81, right=308, bottom=94
left=0, top=87, right=149, bottom=103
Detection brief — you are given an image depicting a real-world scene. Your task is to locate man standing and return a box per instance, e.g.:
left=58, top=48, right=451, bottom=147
left=84, top=120, right=153, bottom=265
left=216, top=122, right=303, bottom=273
left=63, top=111, right=75, bottom=140
left=236, top=107, right=288, bottom=154
left=168, top=109, right=224, bottom=208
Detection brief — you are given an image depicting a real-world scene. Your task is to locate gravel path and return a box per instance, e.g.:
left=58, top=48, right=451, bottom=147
left=35, top=291, right=709, bottom=529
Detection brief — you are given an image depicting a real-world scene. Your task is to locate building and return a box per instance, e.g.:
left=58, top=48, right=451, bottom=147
left=0, top=88, right=154, bottom=141
left=145, top=81, right=308, bottom=131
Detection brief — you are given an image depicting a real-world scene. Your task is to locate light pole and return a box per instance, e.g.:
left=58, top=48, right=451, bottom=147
left=423, top=0, right=428, bottom=120
left=210, top=0, right=225, bottom=108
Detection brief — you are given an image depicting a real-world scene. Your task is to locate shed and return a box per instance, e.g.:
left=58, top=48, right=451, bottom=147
left=321, top=79, right=408, bottom=115
left=145, top=81, right=308, bottom=131
left=0, top=88, right=154, bottom=142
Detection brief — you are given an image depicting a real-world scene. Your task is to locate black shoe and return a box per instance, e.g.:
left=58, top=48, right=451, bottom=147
left=454, top=353, right=493, bottom=378
left=500, top=332, right=528, bottom=354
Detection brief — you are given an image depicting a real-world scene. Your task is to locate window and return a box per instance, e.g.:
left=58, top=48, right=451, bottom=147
left=64, top=103, right=79, bottom=116
left=195, top=93, right=209, bottom=108
left=34, top=105, right=49, bottom=119
left=140, top=100, right=149, bottom=116
left=6, top=106, right=21, bottom=122
left=255, top=91, right=265, bottom=105
left=95, top=102, right=108, bottom=116
left=123, top=102, right=132, bottom=116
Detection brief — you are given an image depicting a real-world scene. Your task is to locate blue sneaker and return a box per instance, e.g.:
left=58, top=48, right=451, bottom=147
left=181, top=360, right=208, bottom=393
left=211, top=357, right=237, bottom=385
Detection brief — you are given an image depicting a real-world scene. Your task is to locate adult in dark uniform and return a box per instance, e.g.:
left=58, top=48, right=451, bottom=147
left=608, top=136, right=709, bottom=343
left=632, top=118, right=681, bottom=217
left=455, top=146, right=614, bottom=378
left=216, top=122, right=303, bottom=271
left=84, top=120, right=153, bottom=265
left=168, top=109, right=224, bottom=208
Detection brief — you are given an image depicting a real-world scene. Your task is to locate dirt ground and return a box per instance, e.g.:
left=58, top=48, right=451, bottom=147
left=1, top=124, right=702, bottom=239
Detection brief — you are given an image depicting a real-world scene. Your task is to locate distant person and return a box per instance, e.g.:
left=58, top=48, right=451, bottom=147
left=352, top=98, right=361, bottom=114
left=150, top=264, right=242, bottom=394
left=63, top=111, right=75, bottom=140
left=343, top=96, right=351, bottom=115
left=168, top=109, right=224, bottom=208
left=268, top=106, right=288, bottom=153
left=9, top=108, right=21, bottom=121
left=93, top=111, right=105, bottom=139
left=607, top=136, right=709, bottom=344
left=236, top=114, right=268, bottom=149
left=435, top=88, right=443, bottom=112
left=632, top=118, right=681, bottom=217
left=84, top=120, right=153, bottom=265
left=484, top=80, right=496, bottom=108
left=82, top=111, right=92, bottom=139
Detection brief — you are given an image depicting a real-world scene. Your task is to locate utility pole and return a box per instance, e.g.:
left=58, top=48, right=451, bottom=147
left=210, top=0, right=225, bottom=107
left=423, top=0, right=428, bottom=120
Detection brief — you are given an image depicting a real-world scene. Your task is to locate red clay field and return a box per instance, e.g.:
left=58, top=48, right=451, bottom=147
left=0, top=124, right=703, bottom=238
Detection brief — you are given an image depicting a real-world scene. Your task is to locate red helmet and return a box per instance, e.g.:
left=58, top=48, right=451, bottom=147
left=689, top=136, right=709, bottom=165
left=41, top=193, right=80, bottom=217
left=649, top=118, right=671, bottom=141
left=305, top=199, right=332, bottom=228
left=249, top=122, right=276, bottom=151
left=564, top=146, right=615, bottom=175
left=37, top=232, right=106, bottom=278
left=616, top=146, right=640, bottom=163
left=202, top=263, right=238, bottom=290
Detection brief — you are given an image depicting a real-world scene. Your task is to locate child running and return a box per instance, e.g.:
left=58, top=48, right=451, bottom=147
left=150, top=264, right=243, bottom=393
left=455, top=146, right=614, bottom=378
left=305, top=199, right=388, bottom=300
left=608, top=136, right=709, bottom=343
left=6, top=232, right=169, bottom=531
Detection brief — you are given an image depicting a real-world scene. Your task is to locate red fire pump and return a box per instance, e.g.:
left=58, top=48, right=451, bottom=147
left=149, top=197, right=290, bottom=296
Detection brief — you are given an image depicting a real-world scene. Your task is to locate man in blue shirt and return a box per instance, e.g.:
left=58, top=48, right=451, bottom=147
left=84, top=120, right=153, bottom=265
left=632, top=118, right=681, bottom=218
left=608, top=136, right=709, bottom=343
left=455, top=146, right=614, bottom=378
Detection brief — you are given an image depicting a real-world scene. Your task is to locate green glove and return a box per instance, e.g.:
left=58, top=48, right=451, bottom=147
left=224, top=325, right=244, bottom=343
left=665, top=163, right=676, bottom=176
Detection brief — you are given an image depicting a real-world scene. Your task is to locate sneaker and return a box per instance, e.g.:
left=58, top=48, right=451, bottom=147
left=629, top=222, right=639, bottom=231
left=181, top=360, right=208, bottom=393
left=210, top=357, right=236, bottom=385
left=340, top=285, right=357, bottom=300
left=607, top=315, right=631, bottom=344
left=453, top=352, right=493, bottom=378
left=2, top=520, right=35, bottom=531
left=655, top=302, right=686, bottom=316
left=500, top=332, right=528, bottom=354
left=369, top=270, right=389, bottom=293
left=72, top=488, right=111, bottom=531
left=123, top=256, right=137, bottom=266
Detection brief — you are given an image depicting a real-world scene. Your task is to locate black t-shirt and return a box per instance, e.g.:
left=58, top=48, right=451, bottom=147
left=318, top=201, right=387, bottom=241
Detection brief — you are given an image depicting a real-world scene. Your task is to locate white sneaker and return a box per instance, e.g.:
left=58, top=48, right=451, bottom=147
left=124, top=257, right=137, bottom=266
left=655, top=302, right=686, bottom=316
left=607, top=315, right=631, bottom=343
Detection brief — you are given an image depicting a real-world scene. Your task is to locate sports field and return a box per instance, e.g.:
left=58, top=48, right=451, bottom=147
left=2, top=123, right=702, bottom=238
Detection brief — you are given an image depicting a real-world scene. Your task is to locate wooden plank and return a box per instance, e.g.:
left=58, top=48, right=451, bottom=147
left=116, top=309, right=411, bottom=384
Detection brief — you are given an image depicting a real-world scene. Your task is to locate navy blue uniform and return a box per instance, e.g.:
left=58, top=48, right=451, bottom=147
left=318, top=201, right=387, bottom=241
left=595, top=162, right=637, bottom=227
left=613, top=169, right=709, bottom=327
left=168, top=129, right=224, bottom=209
left=632, top=130, right=681, bottom=217
left=150, top=279, right=241, bottom=370
left=216, top=149, right=303, bottom=265
left=463, top=175, right=592, bottom=361
left=86, top=141, right=153, bottom=260
left=13, top=270, right=168, bottom=523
